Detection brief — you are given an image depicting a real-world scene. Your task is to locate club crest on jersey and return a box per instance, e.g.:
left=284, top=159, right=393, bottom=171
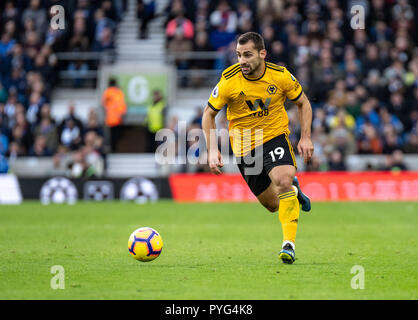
left=212, top=85, right=219, bottom=98
left=267, top=84, right=277, bottom=94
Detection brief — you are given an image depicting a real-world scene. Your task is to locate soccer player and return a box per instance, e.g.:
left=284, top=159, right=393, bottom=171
left=202, top=32, right=314, bottom=264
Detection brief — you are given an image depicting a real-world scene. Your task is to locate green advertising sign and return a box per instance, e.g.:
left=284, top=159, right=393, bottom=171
left=110, top=73, right=168, bottom=116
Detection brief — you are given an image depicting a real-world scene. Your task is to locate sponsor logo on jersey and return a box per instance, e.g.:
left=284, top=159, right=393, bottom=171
left=245, top=98, right=271, bottom=111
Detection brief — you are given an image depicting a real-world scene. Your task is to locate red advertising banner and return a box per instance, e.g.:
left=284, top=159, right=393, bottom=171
left=169, top=172, right=418, bottom=202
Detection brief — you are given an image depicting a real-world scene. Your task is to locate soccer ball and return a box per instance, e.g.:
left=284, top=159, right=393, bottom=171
left=128, top=227, right=163, bottom=262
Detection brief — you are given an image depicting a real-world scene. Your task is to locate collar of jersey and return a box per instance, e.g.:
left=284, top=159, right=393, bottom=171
left=242, top=62, right=267, bottom=81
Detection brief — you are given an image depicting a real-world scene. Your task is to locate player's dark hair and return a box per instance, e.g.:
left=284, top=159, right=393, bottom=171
left=108, top=78, right=117, bottom=87
left=237, top=32, right=265, bottom=51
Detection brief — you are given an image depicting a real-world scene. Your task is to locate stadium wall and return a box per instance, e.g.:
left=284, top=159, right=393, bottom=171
left=9, top=176, right=172, bottom=202
left=169, top=172, right=418, bottom=202
left=2, top=172, right=418, bottom=204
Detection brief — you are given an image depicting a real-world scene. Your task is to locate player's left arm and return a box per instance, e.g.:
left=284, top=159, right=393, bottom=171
left=293, top=92, right=314, bottom=163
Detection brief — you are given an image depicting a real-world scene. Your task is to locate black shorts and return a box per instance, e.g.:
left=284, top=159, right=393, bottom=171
left=237, top=134, right=297, bottom=197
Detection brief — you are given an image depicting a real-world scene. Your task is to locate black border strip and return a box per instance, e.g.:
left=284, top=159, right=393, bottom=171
left=222, top=64, right=240, bottom=77
left=208, top=102, right=221, bottom=112
left=224, top=68, right=241, bottom=79
left=290, top=90, right=303, bottom=101
left=266, top=66, right=284, bottom=72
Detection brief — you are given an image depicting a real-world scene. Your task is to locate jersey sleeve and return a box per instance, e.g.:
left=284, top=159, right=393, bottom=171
left=281, top=67, right=303, bottom=101
left=207, top=78, right=228, bottom=112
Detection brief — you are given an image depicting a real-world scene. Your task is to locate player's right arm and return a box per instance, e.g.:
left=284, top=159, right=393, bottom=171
left=202, top=104, right=223, bottom=174
left=202, top=81, right=228, bottom=175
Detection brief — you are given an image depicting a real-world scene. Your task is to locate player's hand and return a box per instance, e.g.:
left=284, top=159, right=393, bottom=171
left=208, top=150, right=224, bottom=175
left=297, top=137, right=314, bottom=164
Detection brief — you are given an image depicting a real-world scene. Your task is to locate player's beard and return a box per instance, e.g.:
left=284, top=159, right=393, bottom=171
left=241, top=58, right=263, bottom=76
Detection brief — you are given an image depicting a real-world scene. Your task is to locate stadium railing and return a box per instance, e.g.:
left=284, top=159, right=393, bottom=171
left=55, top=50, right=117, bottom=86
left=8, top=154, right=418, bottom=178
left=166, top=51, right=226, bottom=88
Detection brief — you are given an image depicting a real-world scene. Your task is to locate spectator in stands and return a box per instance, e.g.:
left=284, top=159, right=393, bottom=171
left=145, top=89, right=166, bottom=153
left=269, top=41, right=289, bottom=66
left=403, top=132, right=418, bottom=153
left=388, top=149, right=408, bottom=171
left=101, top=78, right=127, bottom=152
left=0, top=33, right=16, bottom=57
left=94, top=8, right=115, bottom=46
left=363, top=44, right=384, bottom=75
left=192, top=31, right=213, bottom=67
left=4, top=89, right=18, bottom=127
left=236, top=2, right=253, bottom=34
left=189, top=32, right=213, bottom=87
left=29, top=135, right=52, bottom=156
left=92, top=26, right=115, bottom=51
left=26, top=91, right=45, bottom=127
left=364, top=69, right=387, bottom=102
left=22, top=30, right=42, bottom=61
left=74, top=0, right=94, bottom=22
left=0, top=0, right=417, bottom=172
left=10, top=116, right=32, bottom=156
left=166, top=9, right=194, bottom=47
left=8, top=44, right=32, bottom=73
left=21, top=0, right=47, bottom=35
left=357, top=123, right=383, bottom=154
left=355, top=99, right=381, bottom=135
left=378, top=107, right=404, bottom=136
left=66, top=130, right=104, bottom=178
left=327, top=149, right=347, bottom=171
left=34, top=117, right=58, bottom=152
left=101, top=0, right=120, bottom=22
left=2, top=1, right=19, bottom=24
left=0, top=154, right=8, bottom=173
left=0, top=83, right=7, bottom=104
left=209, top=0, right=237, bottom=50
left=304, top=155, right=322, bottom=172
left=60, top=118, right=82, bottom=150
left=68, top=15, right=91, bottom=52
left=388, top=92, right=411, bottom=131
left=328, top=110, right=357, bottom=155
left=137, top=0, right=156, bottom=39
left=0, top=129, right=8, bottom=156
left=82, top=130, right=104, bottom=176
left=68, top=149, right=87, bottom=178
left=6, top=67, right=27, bottom=98
left=166, top=9, right=194, bottom=86
left=58, top=103, right=84, bottom=136
left=84, top=109, right=104, bottom=137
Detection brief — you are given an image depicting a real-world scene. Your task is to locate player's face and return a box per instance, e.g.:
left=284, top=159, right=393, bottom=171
left=236, top=41, right=266, bottom=75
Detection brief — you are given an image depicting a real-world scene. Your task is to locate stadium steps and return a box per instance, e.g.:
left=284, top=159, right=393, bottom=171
left=106, top=154, right=164, bottom=177
left=115, top=0, right=168, bottom=62
left=50, top=88, right=99, bottom=123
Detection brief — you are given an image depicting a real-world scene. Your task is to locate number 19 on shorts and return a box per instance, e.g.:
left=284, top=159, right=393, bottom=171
left=269, top=147, right=285, bottom=162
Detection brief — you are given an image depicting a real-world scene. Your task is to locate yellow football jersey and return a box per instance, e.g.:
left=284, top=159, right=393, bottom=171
left=208, top=61, right=303, bottom=157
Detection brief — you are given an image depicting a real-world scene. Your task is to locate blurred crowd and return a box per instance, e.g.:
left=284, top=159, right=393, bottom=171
left=0, top=0, right=123, bottom=175
left=164, top=0, right=417, bottom=170
left=1, top=0, right=417, bottom=175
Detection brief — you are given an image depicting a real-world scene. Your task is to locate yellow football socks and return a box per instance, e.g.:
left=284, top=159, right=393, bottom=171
left=278, top=190, right=300, bottom=244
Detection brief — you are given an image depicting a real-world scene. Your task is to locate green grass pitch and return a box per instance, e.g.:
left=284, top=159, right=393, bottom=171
left=0, top=201, right=417, bottom=300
